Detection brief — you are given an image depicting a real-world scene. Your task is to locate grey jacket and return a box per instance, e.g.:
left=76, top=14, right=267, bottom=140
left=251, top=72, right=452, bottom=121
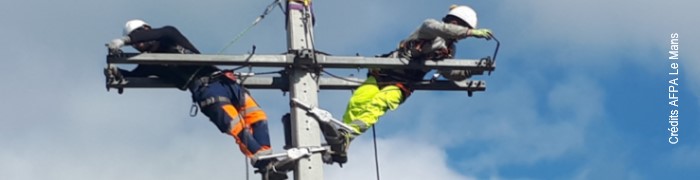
left=402, top=19, right=472, bottom=81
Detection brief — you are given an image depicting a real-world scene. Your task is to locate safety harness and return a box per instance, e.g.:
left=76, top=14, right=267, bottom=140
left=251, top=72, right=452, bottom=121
left=369, top=39, right=456, bottom=101
left=398, top=38, right=456, bottom=60
left=189, top=70, right=247, bottom=117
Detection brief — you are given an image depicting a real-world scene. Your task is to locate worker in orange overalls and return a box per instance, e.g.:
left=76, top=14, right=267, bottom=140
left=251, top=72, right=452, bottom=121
left=107, top=20, right=284, bottom=179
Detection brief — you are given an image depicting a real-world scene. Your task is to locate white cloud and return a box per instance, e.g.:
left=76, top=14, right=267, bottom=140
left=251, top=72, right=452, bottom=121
left=326, top=137, right=475, bottom=180
left=667, top=145, right=700, bottom=168
left=570, top=156, right=646, bottom=180
left=366, top=73, right=603, bottom=177
left=680, top=33, right=700, bottom=104
left=2, top=0, right=699, bottom=179
left=492, top=0, right=700, bottom=97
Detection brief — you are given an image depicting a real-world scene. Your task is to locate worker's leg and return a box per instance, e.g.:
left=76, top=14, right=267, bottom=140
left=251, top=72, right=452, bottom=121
left=342, top=76, right=381, bottom=133
left=194, top=81, right=238, bottom=133
left=194, top=81, right=269, bottom=168
left=353, top=84, right=404, bottom=133
left=329, top=76, right=382, bottom=164
left=229, top=92, right=273, bottom=169
left=241, top=94, right=271, bottom=153
left=222, top=104, right=266, bottom=158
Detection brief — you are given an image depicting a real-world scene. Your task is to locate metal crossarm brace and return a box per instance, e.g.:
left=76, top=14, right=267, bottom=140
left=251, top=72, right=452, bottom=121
left=106, top=76, right=487, bottom=91
left=256, top=146, right=329, bottom=162
left=254, top=146, right=331, bottom=175
left=319, top=55, right=495, bottom=71
left=107, top=53, right=495, bottom=71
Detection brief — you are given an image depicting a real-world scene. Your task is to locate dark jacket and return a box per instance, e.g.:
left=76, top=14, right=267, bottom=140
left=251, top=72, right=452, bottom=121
left=123, top=26, right=219, bottom=90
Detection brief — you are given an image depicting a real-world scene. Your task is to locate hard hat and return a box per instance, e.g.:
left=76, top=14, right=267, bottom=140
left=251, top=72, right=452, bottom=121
left=447, top=5, right=478, bottom=28
left=123, top=19, right=149, bottom=36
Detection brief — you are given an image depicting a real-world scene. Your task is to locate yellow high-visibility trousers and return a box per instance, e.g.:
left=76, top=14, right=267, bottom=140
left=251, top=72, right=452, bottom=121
left=343, top=76, right=404, bottom=133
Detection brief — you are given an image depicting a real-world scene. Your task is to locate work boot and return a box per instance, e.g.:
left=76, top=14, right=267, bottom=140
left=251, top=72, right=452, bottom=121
left=326, top=129, right=356, bottom=165
left=261, top=170, right=288, bottom=180
left=103, top=65, right=125, bottom=94
left=103, top=65, right=124, bottom=82
left=256, top=159, right=289, bottom=180
left=251, top=148, right=274, bottom=169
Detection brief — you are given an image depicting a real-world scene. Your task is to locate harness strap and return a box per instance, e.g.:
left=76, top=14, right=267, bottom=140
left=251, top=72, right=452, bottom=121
left=394, top=83, right=412, bottom=98
left=199, top=96, right=232, bottom=108
left=182, top=67, right=203, bottom=90
left=398, top=39, right=455, bottom=60
left=191, top=69, right=239, bottom=92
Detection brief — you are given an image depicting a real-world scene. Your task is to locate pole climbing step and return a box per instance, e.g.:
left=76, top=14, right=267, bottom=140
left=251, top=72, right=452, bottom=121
left=254, top=146, right=331, bottom=173
left=291, top=98, right=356, bottom=133
left=290, top=98, right=358, bottom=166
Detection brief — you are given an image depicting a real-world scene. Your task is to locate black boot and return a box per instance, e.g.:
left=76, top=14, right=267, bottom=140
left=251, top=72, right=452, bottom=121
left=325, top=129, right=355, bottom=165
left=256, top=159, right=289, bottom=180
left=261, top=169, right=288, bottom=180
left=104, top=65, right=125, bottom=94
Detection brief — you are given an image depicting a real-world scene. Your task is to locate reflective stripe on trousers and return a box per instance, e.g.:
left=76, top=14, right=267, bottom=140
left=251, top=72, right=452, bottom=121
left=194, top=79, right=271, bottom=163
left=221, top=94, right=269, bottom=157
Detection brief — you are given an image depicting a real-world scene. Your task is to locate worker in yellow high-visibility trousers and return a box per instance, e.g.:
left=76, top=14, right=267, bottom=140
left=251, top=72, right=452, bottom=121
left=326, top=5, right=495, bottom=164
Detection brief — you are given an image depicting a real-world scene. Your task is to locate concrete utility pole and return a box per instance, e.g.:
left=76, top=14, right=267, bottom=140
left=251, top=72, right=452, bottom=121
left=105, top=1, right=495, bottom=179
left=285, top=1, right=323, bottom=179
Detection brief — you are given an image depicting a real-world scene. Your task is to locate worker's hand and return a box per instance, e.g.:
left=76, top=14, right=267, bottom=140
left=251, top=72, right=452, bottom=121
left=469, top=29, right=493, bottom=40
left=106, top=36, right=131, bottom=54
left=107, top=38, right=125, bottom=50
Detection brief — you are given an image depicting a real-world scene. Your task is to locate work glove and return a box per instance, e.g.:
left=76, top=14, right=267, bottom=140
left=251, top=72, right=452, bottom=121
left=469, top=28, right=493, bottom=40
left=106, top=36, right=130, bottom=54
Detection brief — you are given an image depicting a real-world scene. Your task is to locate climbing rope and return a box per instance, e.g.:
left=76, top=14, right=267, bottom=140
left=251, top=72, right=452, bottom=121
left=372, top=125, right=381, bottom=180
left=320, top=69, right=383, bottom=180
left=321, top=69, right=439, bottom=87
left=218, top=0, right=284, bottom=54
left=321, top=69, right=365, bottom=84
left=215, top=1, right=283, bottom=179
left=245, top=158, right=250, bottom=180
left=299, top=1, right=322, bottom=85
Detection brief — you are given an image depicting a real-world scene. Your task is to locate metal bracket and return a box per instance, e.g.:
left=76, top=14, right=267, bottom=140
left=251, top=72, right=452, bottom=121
left=297, top=49, right=313, bottom=59
left=254, top=146, right=331, bottom=174
left=291, top=98, right=356, bottom=133
left=256, top=146, right=329, bottom=162
left=104, top=64, right=125, bottom=94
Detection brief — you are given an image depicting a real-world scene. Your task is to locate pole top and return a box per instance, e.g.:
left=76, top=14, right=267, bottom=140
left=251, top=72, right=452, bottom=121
left=290, top=0, right=312, bottom=6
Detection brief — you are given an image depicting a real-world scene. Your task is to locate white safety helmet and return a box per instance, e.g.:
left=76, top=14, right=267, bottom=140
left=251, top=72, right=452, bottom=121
left=123, top=19, right=149, bottom=36
left=447, top=5, right=478, bottom=28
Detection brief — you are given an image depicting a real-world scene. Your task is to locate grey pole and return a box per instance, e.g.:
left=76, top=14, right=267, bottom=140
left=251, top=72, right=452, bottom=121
left=286, top=1, right=323, bottom=180
left=103, top=2, right=497, bottom=179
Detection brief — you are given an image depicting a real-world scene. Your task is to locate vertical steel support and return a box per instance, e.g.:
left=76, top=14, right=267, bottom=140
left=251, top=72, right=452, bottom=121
left=286, top=1, right=323, bottom=180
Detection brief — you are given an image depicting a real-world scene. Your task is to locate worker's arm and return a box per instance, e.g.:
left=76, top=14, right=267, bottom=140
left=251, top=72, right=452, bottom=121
left=418, top=19, right=470, bottom=40
left=438, top=69, right=470, bottom=81
left=127, top=26, right=201, bottom=54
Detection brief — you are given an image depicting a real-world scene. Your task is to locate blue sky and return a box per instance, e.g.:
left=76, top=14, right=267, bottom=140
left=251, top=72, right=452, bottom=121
left=1, top=0, right=699, bottom=179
